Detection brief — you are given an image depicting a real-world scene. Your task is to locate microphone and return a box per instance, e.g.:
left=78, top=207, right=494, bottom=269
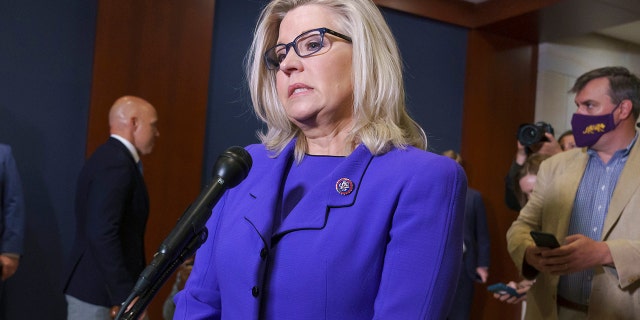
left=131, top=146, right=252, bottom=296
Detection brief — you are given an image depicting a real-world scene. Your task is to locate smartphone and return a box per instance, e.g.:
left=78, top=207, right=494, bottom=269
left=487, top=282, right=523, bottom=298
left=530, top=231, right=561, bottom=248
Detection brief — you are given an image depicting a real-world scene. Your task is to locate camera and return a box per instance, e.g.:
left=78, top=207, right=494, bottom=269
left=517, top=121, right=554, bottom=146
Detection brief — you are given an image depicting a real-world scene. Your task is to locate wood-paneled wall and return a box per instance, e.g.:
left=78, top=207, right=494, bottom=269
left=374, top=0, right=561, bottom=28
left=87, top=0, right=215, bottom=318
left=461, top=30, right=538, bottom=319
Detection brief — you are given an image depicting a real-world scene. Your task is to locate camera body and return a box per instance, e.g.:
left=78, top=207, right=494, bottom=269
left=517, top=121, right=554, bottom=146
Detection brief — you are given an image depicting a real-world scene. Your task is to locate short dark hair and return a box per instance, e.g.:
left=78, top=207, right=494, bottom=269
left=569, top=66, right=640, bottom=119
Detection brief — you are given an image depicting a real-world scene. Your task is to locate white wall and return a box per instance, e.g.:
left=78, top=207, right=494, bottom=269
left=535, top=34, right=640, bottom=134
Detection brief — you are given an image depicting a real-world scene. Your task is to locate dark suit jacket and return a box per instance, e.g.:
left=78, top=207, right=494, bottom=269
left=448, top=188, right=491, bottom=319
left=0, top=144, right=25, bottom=256
left=63, top=137, right=149, bottom=306
left=462, top=188, right=490, bottom=280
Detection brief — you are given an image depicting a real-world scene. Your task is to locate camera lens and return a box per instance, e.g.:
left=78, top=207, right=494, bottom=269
left=518, top=124, right=543, bottom=146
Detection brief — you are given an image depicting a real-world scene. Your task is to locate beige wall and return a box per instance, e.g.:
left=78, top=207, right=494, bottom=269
left=535, top=34, right=640, bottom=133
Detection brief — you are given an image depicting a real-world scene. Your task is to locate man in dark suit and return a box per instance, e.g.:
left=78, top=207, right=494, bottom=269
left=443, top=150, right=491, bottom=320
left=63, top=96, right=159, bottom=319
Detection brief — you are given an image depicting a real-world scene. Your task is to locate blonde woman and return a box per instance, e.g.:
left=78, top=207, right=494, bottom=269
left=174, top=0, right=467, bottom=318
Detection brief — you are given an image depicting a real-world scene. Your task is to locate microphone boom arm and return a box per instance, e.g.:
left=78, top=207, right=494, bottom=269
left=114, top=146, right=252, bottom=320
left=117, top=228, right=207, bottom=320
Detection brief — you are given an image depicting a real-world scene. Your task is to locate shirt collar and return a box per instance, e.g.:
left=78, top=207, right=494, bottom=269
left=110, top=134, right=140, bottom=163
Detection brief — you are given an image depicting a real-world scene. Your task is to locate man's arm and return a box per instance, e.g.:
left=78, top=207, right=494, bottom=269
left=506, top=152, right=552, bottom=279
left=1, top=147, right=25, bottom=280
left=504, top=141, right=527, bottom=212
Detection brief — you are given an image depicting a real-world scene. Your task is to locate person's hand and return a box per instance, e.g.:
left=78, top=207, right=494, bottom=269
left=536, top=133, right=562, bottom=156
left=176, top=257, right=195, bottom=291
left=542, top=234, right=613, bottom=275
left=515, top=141, right=528, bottom=165
left=517, top=279, right=535, bottom=291
left=110, top=306, right=119, bottom=319
left=475, top=267, right=489, bottom=283
left=525, top=234, right=612, bottom=276
left=523, top=245, right=564, bottom=274
left=492, top=281, right=529, bottom=304
left=0, top=254, right=20, bottom=280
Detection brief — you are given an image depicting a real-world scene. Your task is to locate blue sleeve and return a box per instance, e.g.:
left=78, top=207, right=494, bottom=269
left=1, top=146, right=26, bottom=255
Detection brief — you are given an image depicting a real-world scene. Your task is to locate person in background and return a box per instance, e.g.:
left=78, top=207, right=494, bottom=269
left=493, top=153, right=550, bottom=314
left=0, top=144, right=25, bottom=283
left=504, top=129, right=562, bottom=212
left=507, top=66, right=640, bottom=319
left=513, top=153, right=551, bottom=209
left=443, top=150, right=490, bottom=320
left=505, top=122, right=581, bottom=212
left=557, top=130, right=576, bottom=151
left=502, top=131, right=576, bottom=313
left=63, top=96, right=159, bottom=320
left=173, top=0, right=467, bottom=319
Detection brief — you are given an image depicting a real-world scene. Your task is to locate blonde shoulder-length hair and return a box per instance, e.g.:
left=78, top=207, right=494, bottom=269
left=246, top=0, right=427, bottom=160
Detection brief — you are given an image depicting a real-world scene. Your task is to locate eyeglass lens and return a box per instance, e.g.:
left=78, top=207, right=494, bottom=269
left=265, top=29, right=326, bottom=70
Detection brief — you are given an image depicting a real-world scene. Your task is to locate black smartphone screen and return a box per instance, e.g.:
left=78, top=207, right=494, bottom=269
left=530, top=231, right=560, bottom=248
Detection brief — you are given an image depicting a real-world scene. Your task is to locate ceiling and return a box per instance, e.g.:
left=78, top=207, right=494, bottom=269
left=374, top=0, right=640, bottom=46
left=597, top=20, right=640, bottom=46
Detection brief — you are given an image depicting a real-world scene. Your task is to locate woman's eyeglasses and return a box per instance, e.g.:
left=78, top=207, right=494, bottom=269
left=264, top=27, right=352, bottom=70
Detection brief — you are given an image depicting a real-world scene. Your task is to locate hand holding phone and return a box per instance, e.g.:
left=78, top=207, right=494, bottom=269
left=530, top=231, right=560, bottom=248
left=487, top=282, right=524, bottom=298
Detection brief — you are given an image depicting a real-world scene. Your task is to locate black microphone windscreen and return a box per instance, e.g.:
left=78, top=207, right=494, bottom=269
left=213, top=146, right=252, bottom=188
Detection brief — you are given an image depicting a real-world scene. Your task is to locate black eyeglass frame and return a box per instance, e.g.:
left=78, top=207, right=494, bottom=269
left=263, top=27, right=352, bottom=70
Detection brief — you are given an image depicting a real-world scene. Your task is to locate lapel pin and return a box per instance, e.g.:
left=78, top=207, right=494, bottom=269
left=335, top=178, right=354, bottom=195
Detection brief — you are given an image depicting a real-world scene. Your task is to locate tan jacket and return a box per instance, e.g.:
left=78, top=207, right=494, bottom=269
left=507, top=132, right=640, bottom=320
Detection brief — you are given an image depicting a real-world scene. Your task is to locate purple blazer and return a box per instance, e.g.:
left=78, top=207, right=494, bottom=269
left=174, top=141, right=466, bottom=319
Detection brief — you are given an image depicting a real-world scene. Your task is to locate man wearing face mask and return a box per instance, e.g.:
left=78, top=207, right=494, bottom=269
left=506, top=66, right=640, bottom=320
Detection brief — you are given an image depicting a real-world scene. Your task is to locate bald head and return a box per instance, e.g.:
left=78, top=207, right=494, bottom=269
left=109, top=95, right=159, bottom=155
left=109, top=96, right=152, bottom=129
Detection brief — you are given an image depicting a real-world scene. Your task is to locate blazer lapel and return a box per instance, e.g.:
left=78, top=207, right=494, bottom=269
left=110, top=137, right=150, bottom=212
left=603, top=135, right=640, bottom=239
left=273, top=144, right=374, bottom=237
left=243, top=141, right=296, bottom=240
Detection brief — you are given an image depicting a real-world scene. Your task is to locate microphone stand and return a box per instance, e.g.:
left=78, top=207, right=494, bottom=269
left=114, top=146, right=252, bottom=320
left=115, top=229, right=207, bottom=320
